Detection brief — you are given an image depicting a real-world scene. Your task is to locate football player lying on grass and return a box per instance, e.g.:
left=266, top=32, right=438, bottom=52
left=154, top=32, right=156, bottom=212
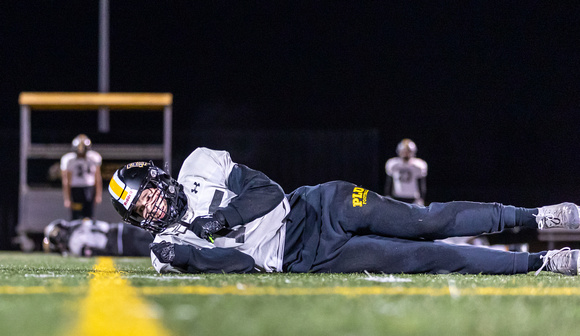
left=109, top=147, right=580, bottom=276
left=43, top=218, right=153, bottom=257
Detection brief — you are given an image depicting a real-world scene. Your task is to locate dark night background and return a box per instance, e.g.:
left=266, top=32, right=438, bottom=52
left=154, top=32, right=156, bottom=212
left=1, top=2, right=580, bottom=250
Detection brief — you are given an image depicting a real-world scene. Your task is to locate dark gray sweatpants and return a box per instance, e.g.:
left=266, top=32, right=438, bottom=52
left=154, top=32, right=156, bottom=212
left=283, top=181, right=531, bottom=274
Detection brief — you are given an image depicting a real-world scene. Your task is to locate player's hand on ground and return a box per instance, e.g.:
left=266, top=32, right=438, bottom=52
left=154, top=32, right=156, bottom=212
left=149, top=241, right=175, bottom=263
left=191, top=215, right=226, bottom=242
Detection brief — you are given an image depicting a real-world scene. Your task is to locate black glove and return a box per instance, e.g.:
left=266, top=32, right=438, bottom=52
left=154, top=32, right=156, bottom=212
left=149, top=241, right=175, bottom=263
left=190, top=214, right=226, bottom=242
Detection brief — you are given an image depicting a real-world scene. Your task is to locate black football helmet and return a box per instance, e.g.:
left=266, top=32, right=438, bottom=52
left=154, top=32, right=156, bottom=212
left=43, top=219, right=72, bottom=254
left=72, top=134, right=92, bottom=156
left=396, top=138, right=417, bottom=159
left=108, top=162, right=187, bottom=233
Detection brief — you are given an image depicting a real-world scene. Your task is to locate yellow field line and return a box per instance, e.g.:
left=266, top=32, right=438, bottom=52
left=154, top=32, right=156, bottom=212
left=4, top=284, right=580, bottom=297
left=137, top=285, right=580, bottom=296
left=67, top=257, right=171, bottom=336
left=0, top=286, right=84, bottom=294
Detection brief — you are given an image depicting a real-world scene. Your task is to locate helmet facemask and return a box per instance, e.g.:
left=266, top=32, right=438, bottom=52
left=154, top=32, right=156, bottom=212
left=124, top=166, right=187, bottom=234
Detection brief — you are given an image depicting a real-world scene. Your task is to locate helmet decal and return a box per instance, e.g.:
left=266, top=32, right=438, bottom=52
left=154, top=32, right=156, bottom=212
left=125, top=161, right=149, bottom=169
left=108, top=171, right=139, bottom=210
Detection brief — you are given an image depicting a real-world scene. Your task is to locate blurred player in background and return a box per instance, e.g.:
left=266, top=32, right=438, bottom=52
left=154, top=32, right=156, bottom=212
left=385, top=138, right=427, bottom=205
left=43, top=218, right=153, bottom=257
left=108, top=147, right=580, bottom=277
left=60, top=134, right=102, bottom=219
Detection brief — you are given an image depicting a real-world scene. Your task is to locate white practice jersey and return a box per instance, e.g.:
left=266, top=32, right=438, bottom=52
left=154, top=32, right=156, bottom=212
left=385, top=157, right=428, bottom=199
left=151, top=147, right=289, bottom=274
left=60, top=150, right=102, bottom=187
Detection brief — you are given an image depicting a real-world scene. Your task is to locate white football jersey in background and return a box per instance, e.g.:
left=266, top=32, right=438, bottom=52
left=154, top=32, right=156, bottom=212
left=60, top=150, right=102, bottom=187
left=385, top=157, right=428, bottom=199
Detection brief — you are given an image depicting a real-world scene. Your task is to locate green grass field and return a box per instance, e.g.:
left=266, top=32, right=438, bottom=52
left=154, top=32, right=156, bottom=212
left=1, top=252, right=580, bottom=336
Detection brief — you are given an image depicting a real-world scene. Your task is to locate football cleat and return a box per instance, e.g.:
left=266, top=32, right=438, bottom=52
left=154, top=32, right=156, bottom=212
left=535, top=202, right=580, bottom=230
left=535, top=247, right=580, bottom=276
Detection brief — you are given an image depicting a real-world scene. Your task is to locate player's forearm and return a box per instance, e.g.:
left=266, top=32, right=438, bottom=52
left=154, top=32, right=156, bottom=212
left=62, top=189, right=71, bottom=202
left=95, top=168, right=103, bottom=198
left=220, top=164, right=285, bottom=227
left=419, top=177, right=427, bottom=199
left=61, top=171, right=71, bottom=201
left=171, top=245, right=255, bottom=273
left=384, top=176, right=393, bottom=195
